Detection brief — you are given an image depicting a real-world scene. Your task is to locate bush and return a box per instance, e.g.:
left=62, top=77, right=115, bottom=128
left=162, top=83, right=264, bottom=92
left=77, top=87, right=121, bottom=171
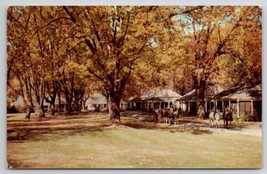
left=7, top=105, right=26, bottom=113
left=243, top=114, right=258, bottom=122
left=233, top=113, right=240, bottom=122
left=7, top=105, right=18, bottom=113
left=236, top=114, right=259, bottom=122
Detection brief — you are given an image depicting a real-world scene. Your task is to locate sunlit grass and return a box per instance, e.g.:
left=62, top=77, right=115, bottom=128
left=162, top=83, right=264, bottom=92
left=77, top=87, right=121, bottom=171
left=7, top=112, right=262, bottom=168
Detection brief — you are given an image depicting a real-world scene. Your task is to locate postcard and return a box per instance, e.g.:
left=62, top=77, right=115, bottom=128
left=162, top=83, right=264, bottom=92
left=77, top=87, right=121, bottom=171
left=7, top=6, right=262, bottom=169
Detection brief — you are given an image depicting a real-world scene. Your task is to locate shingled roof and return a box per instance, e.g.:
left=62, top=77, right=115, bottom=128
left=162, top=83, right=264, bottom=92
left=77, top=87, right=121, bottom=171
left=147, top=89, right=181, bottom=101
left=213, top=84, right=262, bottom=100
left=179, top=89, right=196, bottom=101
left=179, top=85, right=224, bottom=101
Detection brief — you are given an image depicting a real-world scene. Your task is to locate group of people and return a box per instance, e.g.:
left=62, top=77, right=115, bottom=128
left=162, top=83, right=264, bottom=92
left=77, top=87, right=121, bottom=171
left=208, top=107, right=233, bottom=129
left=154, top=105, right=234, bottom=129
left=154, top=107, right=183, bottom=125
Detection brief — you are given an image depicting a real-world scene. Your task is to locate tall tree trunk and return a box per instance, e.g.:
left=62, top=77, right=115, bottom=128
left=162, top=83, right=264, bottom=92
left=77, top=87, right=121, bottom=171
left=25, top=102, right=33, bottom=119
left=25, top=105, right=32, bottom=119
left=196, top=80, right=206, bottom=107
left=50, top=103, right=55, bottom=116
left=65, top=98, right=72, bottom=114
left=110, top=95, right=121, bottom=124
left=192, top=69, right=206, bottom=119
left=58, top=92, right=61, bottom=112
left=36, top=102, right=45, bottom=117
left=63, top=89, right=72, bottom=114
left=107, top=98, right=111, bottom=114
left=81, top=100, right=86, bottom=111
left=196, top=80, right=206, bottom=119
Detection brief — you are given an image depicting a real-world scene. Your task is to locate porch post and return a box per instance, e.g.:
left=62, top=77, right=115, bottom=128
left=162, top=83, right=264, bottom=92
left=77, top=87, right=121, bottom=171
left=251, top=100, right=253, bottom=115
left=188, top=101, right=191, bottom=112
left=237, top=99, right=240, bottom=120
left=205, top=99, right=207, bottom=112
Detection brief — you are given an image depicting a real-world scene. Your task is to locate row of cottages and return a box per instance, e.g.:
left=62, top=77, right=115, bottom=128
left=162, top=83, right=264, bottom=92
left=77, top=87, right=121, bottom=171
left=9, top=92, right=127, bottom=113
left=126, top=84, right=262, bottom=121
left=179, top=84, right=262, bottom=121
left=9, top=85, right=261, bottom=121
left=83, top=89, right=181, bottom=112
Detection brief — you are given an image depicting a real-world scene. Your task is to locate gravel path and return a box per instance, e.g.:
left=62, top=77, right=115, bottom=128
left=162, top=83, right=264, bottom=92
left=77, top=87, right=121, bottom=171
left=121, top=113, right=262, bottom=137
left=212, top=128, right=262, bottom=137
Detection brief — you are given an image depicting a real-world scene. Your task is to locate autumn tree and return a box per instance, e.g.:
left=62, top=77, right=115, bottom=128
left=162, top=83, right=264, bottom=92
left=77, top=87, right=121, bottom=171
left=219, top=6, right=262, bottom=87
left=7, top=6, right=261, bottom=121
left=169, top=6, right=261, bottom=116
left=7, top=6, right=91, bottom=117
left=7, top=7, right=39, bottom=118
left=60, top=6, right=175, bottom=122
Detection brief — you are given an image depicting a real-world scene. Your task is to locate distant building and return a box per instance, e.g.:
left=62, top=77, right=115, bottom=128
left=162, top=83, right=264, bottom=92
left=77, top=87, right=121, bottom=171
left=85, top=93, right=107, bottom=111
left=9, top=95, right=51, bottom=112
left=85, top=93, right=128, bottom=111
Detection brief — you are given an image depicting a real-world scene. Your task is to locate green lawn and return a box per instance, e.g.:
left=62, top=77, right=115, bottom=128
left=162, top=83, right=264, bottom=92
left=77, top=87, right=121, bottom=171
left=7, top=112, right=262, bottom=168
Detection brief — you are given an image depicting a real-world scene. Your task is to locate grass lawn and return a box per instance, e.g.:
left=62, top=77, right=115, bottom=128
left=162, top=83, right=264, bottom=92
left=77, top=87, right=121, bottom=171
left=7, top=111, right=262, bottom=169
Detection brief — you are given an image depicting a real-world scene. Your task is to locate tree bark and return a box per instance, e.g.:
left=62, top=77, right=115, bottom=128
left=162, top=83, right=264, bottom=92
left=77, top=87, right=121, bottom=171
left=109, top=95, right=121, bottom=124
left=81, top=100, right=86, bottom=111
left=65, top=101, right=72, bottom=114
left=25, top=105, right=32, bottom=119
left=193, top=72, right=206, bottom=119
left=36, top=102, right=45, bottom=117
left=196, top=80, right=206, bottom=108
left=63, top=89, right=73, bottom=114
left=57, top=90, right=61, bottom=112
left=50, top=103, right=55, bottom=116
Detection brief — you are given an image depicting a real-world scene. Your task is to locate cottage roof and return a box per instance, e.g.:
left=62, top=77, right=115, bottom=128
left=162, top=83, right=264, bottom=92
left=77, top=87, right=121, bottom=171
left=213, top=84, right=262, bottom=101
left=179, top=89, right=196, bottom=101
left=89, top=93, right=107, bottom=104
left=128, top=96, right=143, bottom=101
left=156, top=89, right=182, bottom=98
left=179, top=85, right=224, bottom=101
left=147, top=89, right=181, bottom=101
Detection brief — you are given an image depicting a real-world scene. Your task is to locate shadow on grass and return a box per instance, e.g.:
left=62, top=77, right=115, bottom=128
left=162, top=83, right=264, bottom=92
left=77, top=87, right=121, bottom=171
left=7, top=122, right=113, bottom=141
left=8, top=111, right=259, bottom=141
left=122, top=119, right=213, bottom=135
left=122, top=120, right=157, bottom=130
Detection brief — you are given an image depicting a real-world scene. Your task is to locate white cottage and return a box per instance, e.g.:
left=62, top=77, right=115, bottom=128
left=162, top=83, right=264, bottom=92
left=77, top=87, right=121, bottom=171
left=85, top=93, right=107, bottom=111
left=213, top=84, right=262, bottom=121
left=147, top=89, right=182, bottom=110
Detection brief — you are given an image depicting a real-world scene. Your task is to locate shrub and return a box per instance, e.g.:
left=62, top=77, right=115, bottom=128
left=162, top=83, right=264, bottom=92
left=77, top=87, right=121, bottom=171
left=7, top=105, right=26, bottom=113
left=233, top=113, right=240, bottom=122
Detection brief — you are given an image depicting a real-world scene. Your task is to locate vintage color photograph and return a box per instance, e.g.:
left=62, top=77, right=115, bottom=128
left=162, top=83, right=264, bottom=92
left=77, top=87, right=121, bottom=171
left=7, top=6, right=262, bottom=168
